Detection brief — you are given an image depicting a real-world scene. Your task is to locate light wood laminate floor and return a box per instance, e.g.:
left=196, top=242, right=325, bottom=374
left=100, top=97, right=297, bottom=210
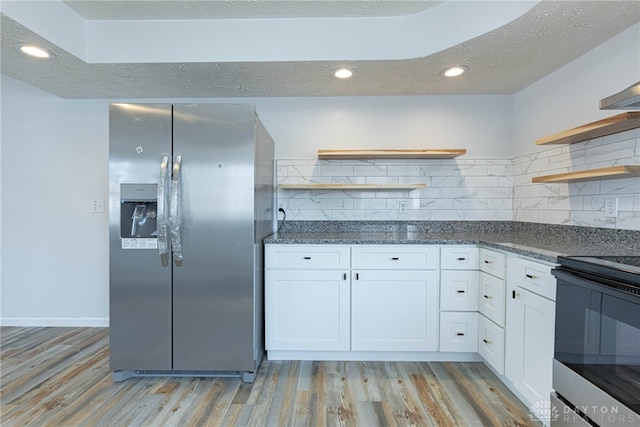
left=1, top=327, right=540, bottom=426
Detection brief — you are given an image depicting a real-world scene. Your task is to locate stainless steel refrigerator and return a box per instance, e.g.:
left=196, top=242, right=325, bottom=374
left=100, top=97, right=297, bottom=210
left=109, top=103, right=275, bottom=382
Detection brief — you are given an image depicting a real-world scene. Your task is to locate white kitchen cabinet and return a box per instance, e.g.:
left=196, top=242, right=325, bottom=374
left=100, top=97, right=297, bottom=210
left=478, top=312, right=505, bottom=374
left=506, top=256, right=557, bottom=420
left=441, top=246, right=480, bottom=270
left=265, top=244, right=350, bottom=269
left=441, top=270, right=479, bottom=312
left=479, top=271, right=506, bottom=327
left=351, top=269, right=439, bottom=351
left=477, top=247, right=507, bottom=374
left=265, top=269, right=350, bottom=351
left=265, top=245, right=351, bottom=352
left=351, top=245, right=439, bottom=270
left=480, top=247, right=506, bottom=279
left=440, top=312, right=478, bottom=352
left=439, top=246, right=480, bottom=353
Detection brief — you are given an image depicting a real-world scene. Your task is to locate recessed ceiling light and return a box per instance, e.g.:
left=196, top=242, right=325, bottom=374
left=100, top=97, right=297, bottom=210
left=14, top=43, right=55, bottom=59
left=333, top=68, right=353, bottom=79
left=441, top=66, right=467, bottom=77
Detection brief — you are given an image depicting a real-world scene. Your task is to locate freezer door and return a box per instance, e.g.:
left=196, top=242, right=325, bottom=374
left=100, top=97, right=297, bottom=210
left=171, top=104, right=257, bottom=371
left=109, top=103, right=173, bottom=371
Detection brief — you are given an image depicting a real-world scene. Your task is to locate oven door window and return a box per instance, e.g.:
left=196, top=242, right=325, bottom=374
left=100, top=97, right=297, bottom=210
left=555, top=274, right=640, bottom=415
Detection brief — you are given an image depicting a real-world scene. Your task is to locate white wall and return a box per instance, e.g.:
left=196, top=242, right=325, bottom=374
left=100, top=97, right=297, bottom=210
left=257, top=96, right=513, bottom=160
left=1, top=78, right=109, bottom=326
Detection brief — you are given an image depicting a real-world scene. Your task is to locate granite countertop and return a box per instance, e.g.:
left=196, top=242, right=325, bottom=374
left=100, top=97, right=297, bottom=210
left=264, top=221, right=640, bottom=263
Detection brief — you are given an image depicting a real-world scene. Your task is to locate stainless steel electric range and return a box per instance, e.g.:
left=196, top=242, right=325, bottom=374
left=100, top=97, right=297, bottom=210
left=551, top=256, right=640, bottom=427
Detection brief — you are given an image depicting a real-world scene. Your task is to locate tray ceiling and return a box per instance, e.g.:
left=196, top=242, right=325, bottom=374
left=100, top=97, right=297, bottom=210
left=1, top=1, right=639, bottom=99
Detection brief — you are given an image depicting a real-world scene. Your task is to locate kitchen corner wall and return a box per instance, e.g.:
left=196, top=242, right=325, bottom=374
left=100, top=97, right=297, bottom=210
left=513, top=127, right=640, bottom=230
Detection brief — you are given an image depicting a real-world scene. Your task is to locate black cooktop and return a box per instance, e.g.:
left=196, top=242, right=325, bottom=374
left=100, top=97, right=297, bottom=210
left=556, top=255, right=640, bottom=287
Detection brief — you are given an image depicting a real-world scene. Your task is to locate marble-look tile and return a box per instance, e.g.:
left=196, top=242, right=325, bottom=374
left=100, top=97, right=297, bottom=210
left=276, top=138, right=639, bottom=231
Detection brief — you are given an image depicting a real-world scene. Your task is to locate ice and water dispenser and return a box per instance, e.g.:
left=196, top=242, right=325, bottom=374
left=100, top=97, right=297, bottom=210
left=120, top=184, right=158, bottom=248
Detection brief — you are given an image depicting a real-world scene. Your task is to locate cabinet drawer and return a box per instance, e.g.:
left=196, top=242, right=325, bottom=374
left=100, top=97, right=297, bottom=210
left=265, top=245, right=350, bottom=269
left=479, top=248, right=506, bottom=279
left=439, top=312, right=478, bottom=353
left=352, top=245, right=439, bottom=270
left=479, top=272, right=506, bottom=327
left=440, top=246, right=479, bottom=270
left=513, top=257, right=557, bottom=301
left=440, top=271, right=479, bottom=311
left=478, top=314, right=505, bottom=375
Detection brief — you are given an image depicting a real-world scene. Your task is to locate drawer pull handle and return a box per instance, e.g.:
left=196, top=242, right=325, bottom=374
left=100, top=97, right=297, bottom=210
left=457, top=257, right=466, bottom=261
left=483, top=294, right=492, bottom=299
left=391, top=257, right=400, bottom=260
left=483, top=339, right=491, bottom=344
left=526, top=274, right=537, bottom=279
left=484, top=260, right=492, bottom=264
left=457, top=290, right=466, bottom=293
left=303, top=256, right=311, bottom=260
left=456, top=332, right=465, bottom=336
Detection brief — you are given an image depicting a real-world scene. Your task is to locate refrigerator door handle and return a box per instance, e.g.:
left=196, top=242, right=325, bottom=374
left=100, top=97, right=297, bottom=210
left=157, top=155, right=171, bottom=267
left=170, top=154, right=183, bottom=266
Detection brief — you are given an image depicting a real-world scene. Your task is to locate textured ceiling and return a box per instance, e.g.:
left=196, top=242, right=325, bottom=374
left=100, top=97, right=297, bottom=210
left=1, top=1, right=639, bottom=99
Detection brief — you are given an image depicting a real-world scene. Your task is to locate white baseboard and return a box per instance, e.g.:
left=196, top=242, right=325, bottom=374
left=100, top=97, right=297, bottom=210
left=0, top=317, right=109, bottom=327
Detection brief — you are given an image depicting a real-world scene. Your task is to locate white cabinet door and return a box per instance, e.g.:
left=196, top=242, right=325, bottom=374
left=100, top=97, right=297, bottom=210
left=265, top=269, right=350, bottom=351
left=507, top=287, right=556, bottom=408
left=440, top=246, right=479, bottom=270
left=265, top=245, right=350, bottom=269
left=352, top=246, right=439, bottom=270
left=440, top=312, right=478, bottom=352
left=440, top=270, right=479, bottom=311
left=479, top=248, right=506, bottom=279
left=352, top=270, right=439, bottom=351
left=479, top=272, right=506, bottom=327
left=478, top=314, right=505, bottom=374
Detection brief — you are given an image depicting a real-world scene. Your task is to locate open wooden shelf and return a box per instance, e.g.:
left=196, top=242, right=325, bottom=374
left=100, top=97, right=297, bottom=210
left=278, top=183, right=427, bottom=190
left=532, top=166, right=640, bottom=183
left=317, top=149, right=467, bottom=159
left=536, top=112, right=640, bottom=145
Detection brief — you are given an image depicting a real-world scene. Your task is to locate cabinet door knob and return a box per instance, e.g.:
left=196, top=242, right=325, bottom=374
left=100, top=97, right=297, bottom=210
left=343, top=273, right=347, bottom=280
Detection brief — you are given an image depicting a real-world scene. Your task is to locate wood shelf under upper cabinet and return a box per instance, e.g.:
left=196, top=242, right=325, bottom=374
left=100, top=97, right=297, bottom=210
left=535, top=112, right=640, bottom=145
left=278, top=183, right=426, bottom=190
left=317, top=149, right=467, bottom=159
left=531, top=166, right=640, bottom=183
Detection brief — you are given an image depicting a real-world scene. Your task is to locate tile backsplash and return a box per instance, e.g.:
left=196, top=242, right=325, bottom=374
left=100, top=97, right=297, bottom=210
left=277, top=158, right=514, bottom=221
left=276, top=128, right=640, bottom=230
left=513, top=127, right=640, bottom=231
